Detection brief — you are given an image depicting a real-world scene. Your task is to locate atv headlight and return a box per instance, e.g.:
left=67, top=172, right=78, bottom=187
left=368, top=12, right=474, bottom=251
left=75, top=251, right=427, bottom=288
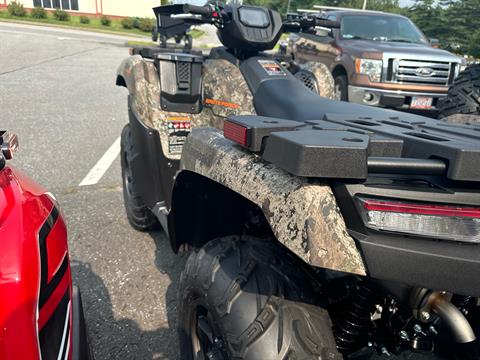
left=355, top=59, right=382, bottom=82
left=355, top=196, right=480, bottom=243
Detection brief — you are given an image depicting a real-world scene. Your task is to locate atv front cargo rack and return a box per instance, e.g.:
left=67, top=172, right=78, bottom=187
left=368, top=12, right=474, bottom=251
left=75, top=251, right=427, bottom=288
left=224, top=114, right=480, bottom=182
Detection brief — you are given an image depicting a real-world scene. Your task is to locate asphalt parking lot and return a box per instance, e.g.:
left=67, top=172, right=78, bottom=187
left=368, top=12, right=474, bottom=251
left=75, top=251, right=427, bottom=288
left=0, top=22, right=185, bottom=359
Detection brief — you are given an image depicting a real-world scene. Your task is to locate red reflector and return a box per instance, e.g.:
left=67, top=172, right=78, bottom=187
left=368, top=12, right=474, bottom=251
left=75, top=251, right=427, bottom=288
left=224, top=121, right=247, bottom=146
left=362, top=199, right=480, bottom=218
left=212, top=11, right=219, bottom=17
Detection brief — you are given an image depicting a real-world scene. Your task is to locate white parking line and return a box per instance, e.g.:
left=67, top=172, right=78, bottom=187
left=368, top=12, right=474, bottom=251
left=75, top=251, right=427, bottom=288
left=79, top=137, right=121, bottom=186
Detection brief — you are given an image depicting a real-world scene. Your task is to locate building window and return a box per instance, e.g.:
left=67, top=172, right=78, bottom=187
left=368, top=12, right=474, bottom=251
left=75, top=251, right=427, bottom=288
left=34, top=0, right=79, bottom=10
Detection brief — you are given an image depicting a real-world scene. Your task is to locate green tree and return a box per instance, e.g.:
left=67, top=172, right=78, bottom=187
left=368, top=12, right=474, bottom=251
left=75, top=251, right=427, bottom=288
left=468, top=30, right=480, bottom=58
left=408, top=0, right=480, bottom=55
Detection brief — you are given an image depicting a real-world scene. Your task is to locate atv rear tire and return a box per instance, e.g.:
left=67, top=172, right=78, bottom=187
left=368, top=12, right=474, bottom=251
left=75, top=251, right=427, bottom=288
left=177, top=236, right=341, bottom=360
left=439, top=65, right=480, bottom=118
left=120, top=124, right=158, bottom=231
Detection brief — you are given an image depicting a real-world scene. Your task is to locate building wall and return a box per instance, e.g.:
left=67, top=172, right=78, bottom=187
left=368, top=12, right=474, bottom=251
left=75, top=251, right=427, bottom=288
left=2, top=0, right=161, bottom=18
left=102, top=0, right=160, bottom=18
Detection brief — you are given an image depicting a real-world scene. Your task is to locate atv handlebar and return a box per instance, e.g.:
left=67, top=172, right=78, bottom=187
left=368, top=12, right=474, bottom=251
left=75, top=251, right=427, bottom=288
left=283, top=16, right=340, bottom=32
left=157, top=3, right=341, bottom=35
left=315, top=18, right=341, bottom=28
left=182, top=4, right=213, bottom=17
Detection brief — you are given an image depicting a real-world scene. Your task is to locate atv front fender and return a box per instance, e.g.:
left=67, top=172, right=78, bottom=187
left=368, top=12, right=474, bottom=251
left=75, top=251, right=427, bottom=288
left=116, top=55, right=256, bottom=159
left=178, top=128, right=367, bottom=276
left=299, top=62, right=336, bottom=99
left=116, top=54, right=257, bottom=210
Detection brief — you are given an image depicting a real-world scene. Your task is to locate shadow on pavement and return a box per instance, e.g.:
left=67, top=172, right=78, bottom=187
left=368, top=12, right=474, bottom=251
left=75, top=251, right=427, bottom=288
left=71, top=229, right=188, bottom=360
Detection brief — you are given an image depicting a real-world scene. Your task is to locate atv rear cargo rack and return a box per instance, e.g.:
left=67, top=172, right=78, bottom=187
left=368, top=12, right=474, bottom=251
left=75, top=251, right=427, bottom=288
left=224, top=114, right=480, bottom=182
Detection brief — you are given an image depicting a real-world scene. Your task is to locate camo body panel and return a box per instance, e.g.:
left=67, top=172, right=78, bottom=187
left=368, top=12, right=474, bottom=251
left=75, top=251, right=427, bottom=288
left=300, top=62, right=336, bottom=100
left=180, top=127, right=367, bottom=275
left=443, top=113, right=480, bottom=125
left=117, top=56, right=255, bottom=159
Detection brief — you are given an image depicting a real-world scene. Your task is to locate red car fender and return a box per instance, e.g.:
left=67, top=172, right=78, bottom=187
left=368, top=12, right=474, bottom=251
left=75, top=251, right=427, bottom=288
left=0, top=166, right=73, bottom=360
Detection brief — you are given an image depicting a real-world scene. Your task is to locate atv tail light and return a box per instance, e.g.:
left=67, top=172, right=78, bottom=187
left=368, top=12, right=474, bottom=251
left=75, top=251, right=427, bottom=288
left=356, top=197, right=480, bottom=243
left=0, top=131, right=19, bottom=160
left=224, top=120, right=248, bottom=146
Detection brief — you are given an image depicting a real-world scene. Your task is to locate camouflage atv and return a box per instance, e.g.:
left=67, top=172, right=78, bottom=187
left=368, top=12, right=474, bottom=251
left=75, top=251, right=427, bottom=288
left=116, top=4, right=480, bottom=359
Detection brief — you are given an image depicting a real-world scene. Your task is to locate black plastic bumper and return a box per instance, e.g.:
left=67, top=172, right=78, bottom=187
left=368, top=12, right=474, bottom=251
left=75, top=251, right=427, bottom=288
left=335, top=178, right=480, bottom=297
left=72, top=286, right=93, bottom=360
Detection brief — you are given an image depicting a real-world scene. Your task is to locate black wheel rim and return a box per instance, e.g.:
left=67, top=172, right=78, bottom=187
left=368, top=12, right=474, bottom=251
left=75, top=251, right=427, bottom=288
left=190, top=305, right=226, bottom=360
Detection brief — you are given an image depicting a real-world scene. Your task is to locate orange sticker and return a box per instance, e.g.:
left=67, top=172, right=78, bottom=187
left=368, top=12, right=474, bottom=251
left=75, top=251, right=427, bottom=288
left=205, top=98, right=240, bottom=109
left=167, top=116, right=191, bottom=122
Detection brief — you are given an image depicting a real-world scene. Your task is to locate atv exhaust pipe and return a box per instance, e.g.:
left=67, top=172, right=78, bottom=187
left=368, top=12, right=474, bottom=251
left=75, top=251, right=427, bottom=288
left=415, top=291, right=477, bottom=343
left=429, top=294, right=477, bottom=343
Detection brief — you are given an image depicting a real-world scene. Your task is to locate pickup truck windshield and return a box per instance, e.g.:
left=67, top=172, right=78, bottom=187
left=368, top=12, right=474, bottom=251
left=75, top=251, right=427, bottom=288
left=340, top=15, right=427, bottom=44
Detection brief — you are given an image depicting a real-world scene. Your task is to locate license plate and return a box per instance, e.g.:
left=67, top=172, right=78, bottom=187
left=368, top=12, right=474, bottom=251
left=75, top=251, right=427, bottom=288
left=411, top=96, right=433, bottom=109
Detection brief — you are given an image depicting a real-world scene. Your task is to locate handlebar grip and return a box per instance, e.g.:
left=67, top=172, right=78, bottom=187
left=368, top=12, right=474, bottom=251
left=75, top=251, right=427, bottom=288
left=182, top=4, right=212, bottom=16
left=315, top=19, right=340, bottom=28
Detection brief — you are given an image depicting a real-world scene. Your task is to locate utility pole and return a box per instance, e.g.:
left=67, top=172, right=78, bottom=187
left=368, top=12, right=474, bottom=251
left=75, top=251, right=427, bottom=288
left=287, top=0, right=292, bottom=14
left=362, top=0, right=367, bottom=10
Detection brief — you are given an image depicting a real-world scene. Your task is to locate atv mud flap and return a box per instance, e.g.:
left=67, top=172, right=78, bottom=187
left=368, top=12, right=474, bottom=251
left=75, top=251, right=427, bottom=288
left=128, top=95, right=179, bottom=210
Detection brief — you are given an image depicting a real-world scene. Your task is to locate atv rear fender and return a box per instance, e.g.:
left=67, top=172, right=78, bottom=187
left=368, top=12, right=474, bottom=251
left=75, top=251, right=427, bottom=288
left=171, top=128, right=367, bottom=275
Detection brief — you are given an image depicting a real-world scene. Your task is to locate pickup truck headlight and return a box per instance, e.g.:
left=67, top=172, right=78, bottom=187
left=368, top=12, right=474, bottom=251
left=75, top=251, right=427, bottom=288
left=355, top=59, right=382, bottom=82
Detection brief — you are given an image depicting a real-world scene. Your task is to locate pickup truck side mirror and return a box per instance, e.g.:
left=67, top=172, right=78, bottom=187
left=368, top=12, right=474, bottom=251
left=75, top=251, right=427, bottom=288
left=429, top=38, right=440, bottom=48
left=316, top=28, right=333, bottom=37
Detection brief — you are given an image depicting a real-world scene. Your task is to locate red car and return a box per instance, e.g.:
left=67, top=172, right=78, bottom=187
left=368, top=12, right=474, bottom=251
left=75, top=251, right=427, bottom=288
left=0, top=131, right=91, bottom=360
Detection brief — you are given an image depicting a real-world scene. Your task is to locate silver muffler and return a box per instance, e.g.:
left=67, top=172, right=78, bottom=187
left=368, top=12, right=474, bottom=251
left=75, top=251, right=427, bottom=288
left=413, top=290, right=476, bottom=344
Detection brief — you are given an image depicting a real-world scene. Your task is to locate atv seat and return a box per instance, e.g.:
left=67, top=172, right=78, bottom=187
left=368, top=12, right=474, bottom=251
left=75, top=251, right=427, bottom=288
left=253, top=77, right=405, bottom=122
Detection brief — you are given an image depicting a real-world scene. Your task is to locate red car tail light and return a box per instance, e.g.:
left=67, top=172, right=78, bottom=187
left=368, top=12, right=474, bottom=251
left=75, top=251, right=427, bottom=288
left=356, top=197, right=480, bottom=243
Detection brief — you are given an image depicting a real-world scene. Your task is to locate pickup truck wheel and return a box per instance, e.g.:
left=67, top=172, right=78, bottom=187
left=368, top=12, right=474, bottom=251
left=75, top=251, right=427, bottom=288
left=439, top=65, right=480, bottom=118
left=334, top=74, right=348, bottom=101
left=120, top=124, right=159, bottom=231
left=177, top=236, right=341, bottom=360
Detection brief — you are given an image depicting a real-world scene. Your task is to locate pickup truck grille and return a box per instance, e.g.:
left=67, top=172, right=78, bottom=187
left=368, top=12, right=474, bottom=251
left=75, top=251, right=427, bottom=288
left=387, top=59, right=455, bottom=86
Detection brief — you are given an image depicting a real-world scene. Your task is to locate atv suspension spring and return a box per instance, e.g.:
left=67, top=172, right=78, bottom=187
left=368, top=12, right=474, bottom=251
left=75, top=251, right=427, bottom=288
left=334, top=283, right=376, bottom=353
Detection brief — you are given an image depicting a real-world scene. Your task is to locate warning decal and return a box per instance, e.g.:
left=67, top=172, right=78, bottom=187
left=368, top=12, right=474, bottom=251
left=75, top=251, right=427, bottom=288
left=166, top=117, right=191, bottom=155
left=258, top=60, right=286, bottom=76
